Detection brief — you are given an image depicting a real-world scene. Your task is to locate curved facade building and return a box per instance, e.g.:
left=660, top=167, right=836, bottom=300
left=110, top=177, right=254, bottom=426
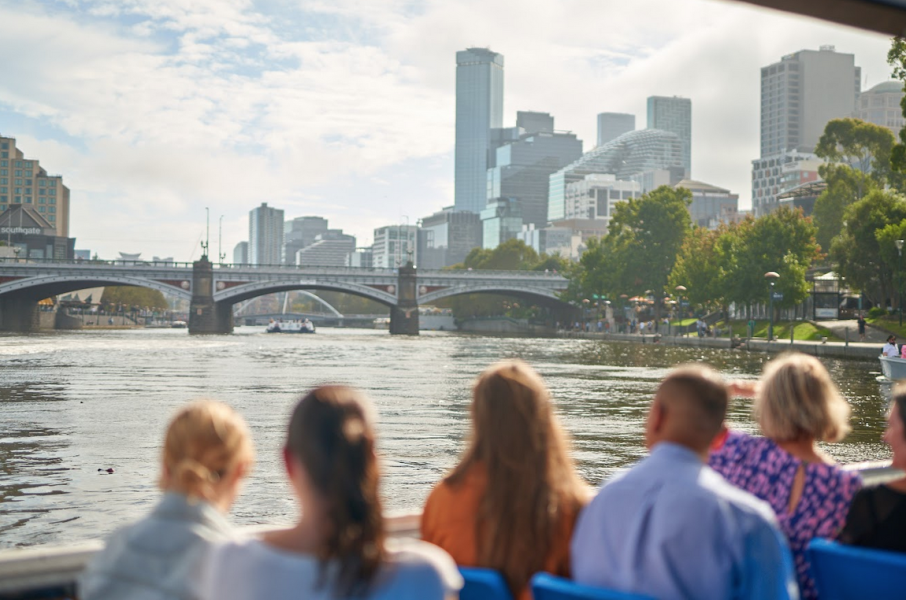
left=547, top=129, right=684, bottom=221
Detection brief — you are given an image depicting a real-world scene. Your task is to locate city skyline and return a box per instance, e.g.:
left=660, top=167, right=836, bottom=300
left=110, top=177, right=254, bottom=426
left=0, top=0, right=897, bottom=260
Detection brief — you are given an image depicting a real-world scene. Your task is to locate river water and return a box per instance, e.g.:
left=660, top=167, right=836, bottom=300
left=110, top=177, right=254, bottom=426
left=0, top=327, right=893, bottom=549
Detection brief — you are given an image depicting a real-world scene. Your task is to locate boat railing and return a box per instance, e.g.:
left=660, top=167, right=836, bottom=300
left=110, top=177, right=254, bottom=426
left=0, top=464, right=900, bottom=599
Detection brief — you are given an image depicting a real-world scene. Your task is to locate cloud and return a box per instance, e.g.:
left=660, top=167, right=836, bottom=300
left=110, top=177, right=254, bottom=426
left=0, top=0, right=897, bottom=259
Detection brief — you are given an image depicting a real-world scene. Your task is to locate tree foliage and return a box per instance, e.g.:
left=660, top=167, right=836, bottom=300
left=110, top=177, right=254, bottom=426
left=668, top=226, right=727, bottom=311
left=101, top=286, right=169, bottom=309
left=815, top=117, right=895, bottom=182
left=812, top=164, right=877, bottom=253
left=887, top=38, right=906, bottom=176
left=832, top=189, right=906, bottom=306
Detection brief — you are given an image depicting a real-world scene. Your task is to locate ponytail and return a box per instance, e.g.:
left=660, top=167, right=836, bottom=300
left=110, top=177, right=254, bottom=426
left=160, top=401, right=253, bottom=502
left=286, top=386, right=385, bottom=597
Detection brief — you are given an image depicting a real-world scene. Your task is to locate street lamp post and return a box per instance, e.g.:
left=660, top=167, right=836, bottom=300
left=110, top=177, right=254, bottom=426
left=765, top=271, right=780, bottom=341
left=897, top=240, right=905, bottom=327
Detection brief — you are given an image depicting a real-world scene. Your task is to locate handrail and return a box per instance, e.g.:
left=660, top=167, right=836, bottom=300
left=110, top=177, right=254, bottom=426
left=0, top=462, right=900, bottom=597
left=0, top=512, right=420, bottom=596
left=0, top=258, right=567, bottom=278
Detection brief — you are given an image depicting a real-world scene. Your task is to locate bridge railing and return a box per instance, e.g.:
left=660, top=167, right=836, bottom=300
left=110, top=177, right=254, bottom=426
left=0, top=258, right=568, bottom=278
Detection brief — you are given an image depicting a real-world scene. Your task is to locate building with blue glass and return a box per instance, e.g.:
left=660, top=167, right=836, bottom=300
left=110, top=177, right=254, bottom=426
left=454, top=48, right=504, bottom=215
left=646, top=96, right=692, bottom=176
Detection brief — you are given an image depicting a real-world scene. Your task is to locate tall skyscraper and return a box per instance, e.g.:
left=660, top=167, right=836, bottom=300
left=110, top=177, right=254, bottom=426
left=0, top=134, right=71, bottom=237
left=647, top=96, right=692, bottom=176
left=249, top=202, right=284, bottom=265
left=454, top=48, right=504, bottom=215
left=487, top=113, right=583, bottom=227
left=754, top=45, right=861, bottom=215
left=760, top=46, right=860, bottom=158
left=597, top=113, right=635, bottom=147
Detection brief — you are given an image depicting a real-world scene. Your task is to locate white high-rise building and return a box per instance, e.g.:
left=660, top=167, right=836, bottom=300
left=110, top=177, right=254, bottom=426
left=454, top=48, right=504, bottom=215
left=249, top=203, right=284, bottom=265
left=760, top=46, right=860, bottom=159
left=754, top=46, right=860, bottom=215
left=372, top=225, right=418, bottom=269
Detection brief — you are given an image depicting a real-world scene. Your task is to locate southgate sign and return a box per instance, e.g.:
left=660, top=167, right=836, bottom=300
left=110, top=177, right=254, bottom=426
left=0, top=226, right=45, bottom=235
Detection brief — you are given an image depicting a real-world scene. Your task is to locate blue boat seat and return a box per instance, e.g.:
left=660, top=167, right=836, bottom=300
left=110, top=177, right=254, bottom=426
left=808, top=538, right=906, bottom=600
left=531, top=573, right=656, bottom=600
left=458, top=567, right=514, bottom=600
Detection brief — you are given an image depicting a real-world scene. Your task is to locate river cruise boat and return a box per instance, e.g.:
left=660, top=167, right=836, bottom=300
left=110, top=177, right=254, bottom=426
left=880, top=355, right=906, bottom=381
left=266, top=319, right=315, bottom=334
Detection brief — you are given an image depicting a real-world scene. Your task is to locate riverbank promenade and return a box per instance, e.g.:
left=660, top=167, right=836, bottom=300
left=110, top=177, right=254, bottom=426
left=560, top=330, right=882, bottom=360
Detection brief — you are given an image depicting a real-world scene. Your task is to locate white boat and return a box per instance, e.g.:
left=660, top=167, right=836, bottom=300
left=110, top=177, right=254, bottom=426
left=879, top=355, right=906, bottom=380
left=266, top=319, right=315, bottom=334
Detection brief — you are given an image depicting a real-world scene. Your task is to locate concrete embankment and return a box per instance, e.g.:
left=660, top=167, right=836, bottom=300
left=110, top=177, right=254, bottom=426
left=458, top=317, right=557, bottom=335
left=560, top=331, right=879, bottom=360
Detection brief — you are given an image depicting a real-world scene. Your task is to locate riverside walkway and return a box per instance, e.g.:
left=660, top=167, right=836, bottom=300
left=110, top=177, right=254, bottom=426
left=560, top=330, right=882, bottom=360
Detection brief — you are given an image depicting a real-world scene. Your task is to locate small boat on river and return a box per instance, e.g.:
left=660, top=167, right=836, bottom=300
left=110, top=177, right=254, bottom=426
left=266, top=319, right=315, bottom=334
left=879, top=355, right=906, bottom=381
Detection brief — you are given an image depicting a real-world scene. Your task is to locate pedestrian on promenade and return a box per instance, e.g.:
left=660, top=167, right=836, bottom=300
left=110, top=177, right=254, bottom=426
left=201, top=386, right=461, bottom=600
left=422, top=361, right=589, bottom=600
left=80, top=401, right=255, bottom=600
left=571, top=365, right=797, bottom=600
left=710, top=353, right=861, bottom=599
left=857, top=313, right=866, bottom=342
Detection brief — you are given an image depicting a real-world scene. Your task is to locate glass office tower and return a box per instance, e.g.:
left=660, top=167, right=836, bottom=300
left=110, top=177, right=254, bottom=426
left=454, top=48, right=504, bottom=215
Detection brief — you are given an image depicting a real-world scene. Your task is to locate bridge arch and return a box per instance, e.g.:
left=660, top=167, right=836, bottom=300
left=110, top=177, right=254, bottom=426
left=418, top=284, right=569, bottom=307
left=0, top=274, right=192, bottom=302
left=214, top=280, right=398, bottom=307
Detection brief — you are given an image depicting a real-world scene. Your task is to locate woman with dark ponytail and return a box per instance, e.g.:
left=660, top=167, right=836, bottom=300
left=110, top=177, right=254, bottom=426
left=202, top=386, right=461, bottom=600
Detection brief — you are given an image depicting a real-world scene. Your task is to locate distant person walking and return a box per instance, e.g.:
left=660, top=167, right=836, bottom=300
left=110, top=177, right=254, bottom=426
left=857, top=314, right=866, bottom=342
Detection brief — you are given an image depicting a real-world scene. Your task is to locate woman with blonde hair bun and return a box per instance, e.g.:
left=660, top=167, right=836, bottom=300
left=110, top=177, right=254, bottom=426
left=709, top=352, right=861, bottom=600
left=81, top=400, right=254, bottom=600
left=421, top=360, right=589, bottom=600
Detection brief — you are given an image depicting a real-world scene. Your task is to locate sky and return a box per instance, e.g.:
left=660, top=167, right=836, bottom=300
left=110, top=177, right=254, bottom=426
left=0, top=0, right=897, bottom=260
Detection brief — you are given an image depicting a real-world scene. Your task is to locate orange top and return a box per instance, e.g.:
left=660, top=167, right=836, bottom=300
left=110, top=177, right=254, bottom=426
left=421, top=464, right=580, bottom=600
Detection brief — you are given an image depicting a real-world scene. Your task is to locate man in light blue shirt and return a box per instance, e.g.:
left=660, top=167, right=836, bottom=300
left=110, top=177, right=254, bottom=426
left=571, top=365, right=799, bottom=600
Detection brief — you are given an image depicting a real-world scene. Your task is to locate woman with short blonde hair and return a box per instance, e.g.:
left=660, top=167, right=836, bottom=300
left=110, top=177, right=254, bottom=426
left=710, top=353, right=861, bottom=600
left=81, top=401, right=254, bottom=600
left=755, top=352, right=851, bottom=443
left=421, top=360, right=589, bottom=600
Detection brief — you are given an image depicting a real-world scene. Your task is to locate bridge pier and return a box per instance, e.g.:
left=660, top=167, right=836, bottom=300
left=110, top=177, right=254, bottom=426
left=0, top=295, right=39, bottom=332
left=390, top=262, right=419, bottom=336
left=189, top=257, right=233, bottom=335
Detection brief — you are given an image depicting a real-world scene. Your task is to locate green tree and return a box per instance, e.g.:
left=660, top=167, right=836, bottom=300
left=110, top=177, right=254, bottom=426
left=668, top=226, right=728, bottom=313
left=815, top=117, right=895, bottom=182
left=101, top=286, right=169, bottom=309
left=887, top=38, right=906, bottom=178
left=832, top=189, right=906, bottom=306
left=726, top=208, right=820, bottom=314
left=811, top=164, right=877, bottom=252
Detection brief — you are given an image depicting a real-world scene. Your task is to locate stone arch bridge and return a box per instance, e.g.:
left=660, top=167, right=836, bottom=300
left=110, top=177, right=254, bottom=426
left=0, top=257, right=571, bottom=335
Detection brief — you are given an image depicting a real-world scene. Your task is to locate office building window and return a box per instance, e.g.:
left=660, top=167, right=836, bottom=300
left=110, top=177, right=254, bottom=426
left=48, top=206, right=55, bottom=213
left=0, top=179, right=5, bottom=185
left=24, top=196, right=31, bottom=203
left=0, top=170, right=5, bottom=176
left=15, top=161, right=21, bottom=167
left=1, top=153, right=7, bottom=159
left=0, top=187, right=5, bottom=193
left=38, top=206, right=45, bottom=213
left=49, top=198, right=55, bottom=204
left=24, top=170, right=31, bottom=177
left=0, top=205, right=5, bottom=211
left=46, top=189, right=54, bottom=197
left=14, top=196, right=20, bottom=202
left=15, top=188, right=21, bottom=194
left=39, top=189, right=45, bottom=195
left=49, top=215, right=55, bottom=222
left=49, top=179, right=56, bottom=187
left=38, top=179, right=44, bottom=187
left=38, top=197, right=45, bottom=204
left=0, top=142, right=7, bottom=149
left=0, top=160, right=5, bottom=167
left=25, top=188, right=31, bottom=196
